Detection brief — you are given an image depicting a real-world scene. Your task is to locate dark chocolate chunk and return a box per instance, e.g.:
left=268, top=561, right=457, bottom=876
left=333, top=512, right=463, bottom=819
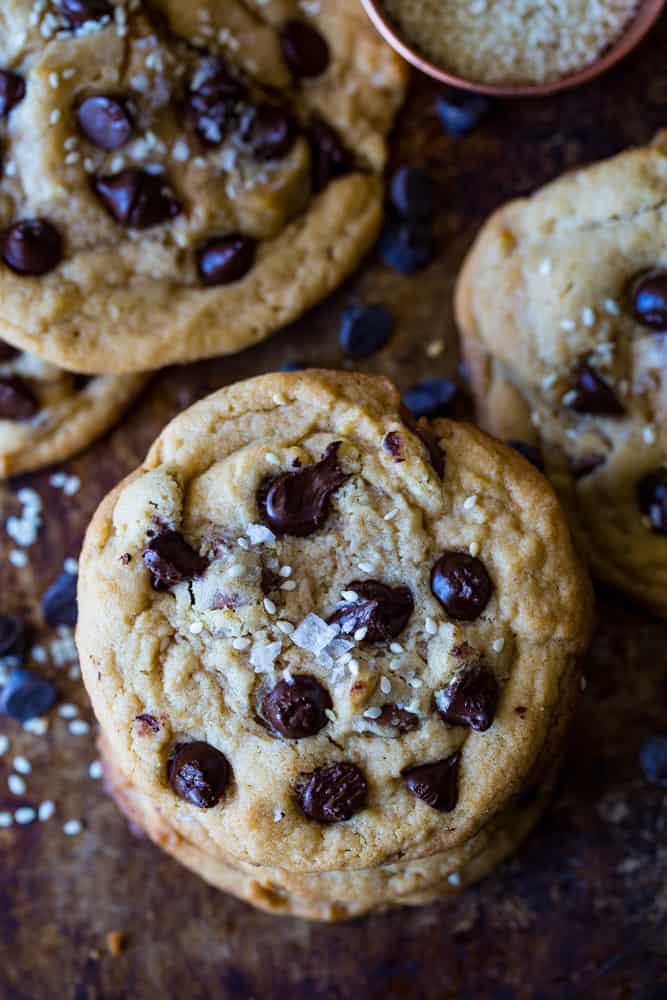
left=435, top=663, right=499, bottom=732
left=93, top=168, right=182, bottom=228
left=168, top=741, right=230, bottom=808
left=435, top=89, right=490, bottom=137
left=431, top=552, right=492, bottom=621
left=383, top=431, right=404, bottom=461
left=637, top=470, right=667, bottom=535
left=1, top=219, right=63, bottom=276
left=571, top=452, right=606, bottom=480
left=390, top=166, right=435, bottom=221
left=0, top=376, right=39, bottom=421
left=639, top=735, right=667, bottom=788
left=42, top=571, right=78, bottom=626
left=185, top=60, right=245, bottom=146
left=328, top=580, right=414, bottom=642
left=0, top=615, right=27, bottom=661
left=240, top=104, right=298, bottom=161
left=307, top=116, right=353, bottom=192
left=402, top=379, right=457, bottom=420
left=0, top=669, right=56, bottom=722
left=631, top=270, right=667, bottom=332
left=197, top=235, right=256, bottom=286
left=0, top=70, right=26, bottom=118
left=506, top=439, right=544, bottom=472
left=59, top=0, right=113, bottom=26
left=378, top=219, right=435, bottom=274
left=280, top=20, right=330, bottom=78
left=402, top=753, right=459, bottom=811
left=77, top=95, right=133, bottom=150
left=300, top=761, right=367, bottom=822
left=143, top=531, right=208, bottom=590
left=375, top=703, right=419, bottom=733
left=262, top=675, right=332, bottom=739
left=261, top=441, right=348, bottom=536
left=568, top=362, right=624, bottom=416
left=339, top=303, right=394, bottom=359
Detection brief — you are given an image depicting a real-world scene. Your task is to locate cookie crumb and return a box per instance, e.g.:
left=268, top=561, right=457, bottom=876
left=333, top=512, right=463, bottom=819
left=105, top=931, right=126, bottom=957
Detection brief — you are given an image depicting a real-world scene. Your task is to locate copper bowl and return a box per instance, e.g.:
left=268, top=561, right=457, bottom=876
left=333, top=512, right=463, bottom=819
left=359, top=0, right=666, bottom=97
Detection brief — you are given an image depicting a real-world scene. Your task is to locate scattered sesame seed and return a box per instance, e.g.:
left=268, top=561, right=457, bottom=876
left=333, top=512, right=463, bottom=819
left=9, top=550, right=28, bottom=568
left=389, top=642, right=403, bottom=654
left=348, top=659, right=360, bottom=676
left=279, top=565, right=292, bottom=578
left=0, top=735, right=8, bottom=755
left=643, top=426, right=656, bottom=445
left=280, top=580, right=297, bottom=591
left=263, top=598, right=277, bottom=615
left=49, top=109, right=61, bottom=125
left=425, top=618, right=438, bottom=636
left=64, top=557, right=78, bottom=575
left=24, top=717, right=48, bottom=735
left=492, top=637, right=505, bottom=653
left=426, top=339, right=444, bottom=358
left=38, top=801, right=55, bottom=822
left=88, top=760, right=103, bottom=780
left=562, top=390, right=578, bottom=406
left=63, top=819, right=83, bottom=836
left=324, top=708, right=337, bottom=723
left=276, top=620, right=294, bottom=635
left=68, top=720, right=90, bottom=736
left=273, top=807, right=284, bottom=823
left=0, top=812, right=12, bottom=828
left=265, top=453, right=280, bottom=465
left=58, top=704, right=78, bottom=719
left=15, top=807, right=36, bottom=826
left=560, top=319, right=576, bottom=331
left=542, top=373, right=558, bottom=390
left=447, top=872, right=461, bottom=886
left=603, top=298, right=620, bottom=316
left=364, top=706, right=382, bottom=719
left=341, top=590, right=358, bottom=602
left=189, top=621, right=204, bottom=635
left=380, top=676, right=391, bottom=695
left=63, top=476, right=81, bottom=497
left=8, top=774, right=26, bottom=796
left=389, top=659, right=401, bottom=671
left=354, top=627, right=368, bottom=642
left=13, top=756, right=31, bottom=775
left=358, top=561, right=373, bottom=574
left=232, top=637, right=251, bottom=651
left=581, top=307, right=595, bottom=327
left=463, top=495, right=478, bottom=510
left=384, top=509, right=398, bottom=521
left=539, top=258, right=551, bottom=275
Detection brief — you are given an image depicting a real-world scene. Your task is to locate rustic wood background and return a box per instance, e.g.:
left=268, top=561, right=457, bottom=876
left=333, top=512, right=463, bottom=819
left=1, top=16, right=667, bottom=999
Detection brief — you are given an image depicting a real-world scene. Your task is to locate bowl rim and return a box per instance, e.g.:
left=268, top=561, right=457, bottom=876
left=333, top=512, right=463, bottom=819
left=359, top=0, right=667, bottom=97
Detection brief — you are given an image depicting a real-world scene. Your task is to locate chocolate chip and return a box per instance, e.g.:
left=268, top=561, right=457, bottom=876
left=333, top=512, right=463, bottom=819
left=240, top=104, right=298, bottom=161
left=637, top=470, right=667, bottom=535
left=506, top=440, right=544, bottom=472
left=639, top=735, right=667, bottom=788
left=1, top=220, right=63, bottom=276
left=0, top=669, right=56, bottom=722
left=571, top=452, right=606, bottom=480
left=436, top=664, right=499, bottom=732
left=59, top=0, right=113, bottom=26
left=383, top=431, right=404, bottom=462
left=143, top=531, right=208, bottom=590
left=168, top=741, right=230, bottom=808
left=378, top=219, right=435, bottom=274
left=262, top=442, right=348, bottom=536
left=0, top=71, right=26, bottom=118
left=402, top=379, right=457, bottom=420
left=568, top=362, right=624, bottom=416
left=375, top=703, right=419, bottom=733
left=307, top=117, right=353, bottom=192
left=390, top=166, right=435, bottom=221
left=262, top=675, right=332, bottom=739
left=435, top=89, right=490, bottom=137
left=300, top=762, right=367, bottom=822
left=339, top=303, right=394, bottom=360
left=42, top=571, right=78, bottom=626
left=0, top=341, right=19, bottom=363
left=185, top=61, right=245, bottom=146
left=631, top=270, right=667, bottom=332
left=77, top=95, right=133, bottom=150
left=135, top=713, right=160, bottom=733
left=402, top=753, right=459, bottom=811
left=197, top=235, right=256, bottom=286
left=280, top=21, right=330, bottom=78
left=93, top=169, right=182, bottom=229
left=431, top=552, right=492, bottom=621
left=0, top=615, right=27, bottom=661
left=328, top=580, right=414, bottom=642
left=0, top=376, right=39, bottom=421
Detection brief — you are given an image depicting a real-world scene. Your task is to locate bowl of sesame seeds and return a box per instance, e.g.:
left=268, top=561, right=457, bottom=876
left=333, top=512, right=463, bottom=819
left=359, top=0, right=666, bottom=97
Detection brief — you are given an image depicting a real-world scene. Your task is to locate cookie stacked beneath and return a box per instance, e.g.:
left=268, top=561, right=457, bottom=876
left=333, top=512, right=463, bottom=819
left=77, top=371, right=593, bottom=920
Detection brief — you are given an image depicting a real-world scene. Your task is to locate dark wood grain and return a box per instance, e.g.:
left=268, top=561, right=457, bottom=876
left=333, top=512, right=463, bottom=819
left=1, top=17, right=667, bottom=1000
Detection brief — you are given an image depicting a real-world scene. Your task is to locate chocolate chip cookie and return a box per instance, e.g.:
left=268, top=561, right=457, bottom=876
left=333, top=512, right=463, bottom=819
left=76, top=370, right=592, bottom=899
left=0, top=1, right=406, bottom=373
left=456, top=132, right=667, bottom=617
left=0, top=338, right=144, bottom=475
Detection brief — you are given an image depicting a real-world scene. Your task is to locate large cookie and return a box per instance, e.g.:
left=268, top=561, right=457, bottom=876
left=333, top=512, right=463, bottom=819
left=76, top=371, right=592, bottom=874
left=0, top=1, right=406, bottom=373
left=456, top=132, right=667, bottom=616
left=0, top=338, right=144, bottom=475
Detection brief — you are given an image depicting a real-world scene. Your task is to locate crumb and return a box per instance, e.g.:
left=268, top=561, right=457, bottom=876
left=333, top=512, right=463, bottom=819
left=106, top=931, right=126, bottom=957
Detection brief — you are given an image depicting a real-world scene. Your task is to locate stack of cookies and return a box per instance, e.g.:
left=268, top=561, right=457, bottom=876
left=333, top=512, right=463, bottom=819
left=0, top=0, right=405, bottom=473
left=77, top=371, right=593, bottom=919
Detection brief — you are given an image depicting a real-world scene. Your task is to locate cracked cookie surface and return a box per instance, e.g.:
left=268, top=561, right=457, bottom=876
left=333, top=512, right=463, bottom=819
left=456, top=132, right=667, bottom=616
left=76, top=370, right=592, bottom=873
left=0, top=0, right=406, bottom=373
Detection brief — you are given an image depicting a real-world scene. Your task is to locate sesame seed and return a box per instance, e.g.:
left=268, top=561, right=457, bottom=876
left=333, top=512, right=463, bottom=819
left=603, top=298, right=620, bottom=316
left=279, top=565, right=292, bottom=578
left=447, top=872, right=461, bottom=886
left=280, top=580, right=297, bottom=591
left=469, top=542, right=480, bottom=557
left=265, top=453, right=280, bottom=465
left=542, top=373, right=558, bottom=390
left=38, top=801, right=55, bottom=822
left=69, top=720, right=90, bottom=736
left=58, top=704, right=78, bottom=719
left=364, top=706, right=382, bottom=719
left=189, top=621, right=204, bottom=635
left=276, top=620, right=294, bottom=635
left=425, top=618, right=438, bottom=636
left=358, top=562, right=373, bottom=574
left=389, top=642, right=403, bottom=654
left=348, top=659, right=359, bottom=676
left=643, top=426, right=656, bottom=445
left=560, top=319, right=576, bottom=331
left=88, top=760, right=103, bottom=780
left=341, top=590, right=358, bottom=602
left=492, top=637, right=505, bottom=653
left=272, top=393, right=287, bottom=405
left=49, top=109, right=61, bottom=125
left=49, top=72, right=60, bottom=88
left=581, top=307, right=595, bottom=327
left=562, top=390, right=578, bottom=406
left=232, top=637, right=251, bottom=651
left=9, top=550, right=28, bottom=568
left=0, top=735, right=8, bottom=755
left=354, top=627, right=368, bottom=642
left=380, top=676, right=391, bottom=695
left=64, top=557, right=78, bottom=575
left=9, top=774, right=26, bottom=795
left=384, top=509, right=398, bottom=521
left=426, top=340, right=444, bottom=358
left=263, top=598, right=277, bottom=615
left=13, top=756, right=31, bottom=775
left=324, top=708, right=337, bottom=722
left=273, top=808, right=284, bottom=823
left=0, top=812, right=12, bottom=828
left=15, top=807, right=36, bottom=826
left=539, top=258, right=551, bottom=275
left=389, top=659, right=401, bottom=671
left=237, top=538, right=250, bottom=550
left=463, top=495, right=477, bottom=510
left=63, top=819, right=83, bottom=836
left=63, top=476, right=81, bottom=497
left=24, top=718, right=48, bottom=735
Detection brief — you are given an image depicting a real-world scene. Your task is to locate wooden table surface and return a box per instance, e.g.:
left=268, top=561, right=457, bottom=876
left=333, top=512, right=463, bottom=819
left=1, top=16, right=667, bottom=1000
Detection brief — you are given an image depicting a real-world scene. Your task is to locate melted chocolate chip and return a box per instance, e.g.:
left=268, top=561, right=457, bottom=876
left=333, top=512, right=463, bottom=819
left=135, top=713, right=160, bottom=733
left=143, top=531, right=208, bottom=590
left=375, top=703, right=419, bottom=733
left=197, top=235, right=256, bottom=286
left=78, top=95, right=133, bottom=150
left=431, top=552, right=492, bottom=621
left=0, top=341, right=19, bottom=363
left=402, top=753, right=459, bottom=812
left=327, top=580, right=414, bottom=642
left=637, top=470, right=667, bottom=535
left=435, top=663, right=499, bottom=732
left=383, top=431, right=404, bottom=461
left=59, top=0, right=113, bottom=26
left=0, top=376, right=38, bottom=421
left=399, top=405, right=445, bottom=477
left=280, top=21, right=330, bottom=78
left=307, top=117, right=353, bottom=192
left=0, top=71, right=26, bottom=118
left=168, top=741, right=230, bottom=809
left=631, top=270, right=667, bottom=332
left=262, top=675, right=332, bottom=739
left=0, top=615, right=27, bottom=660
left=1, top=220, right=63, bottom=277
left=240, top=104, right=298, bottom=161
left=571, top=452, right=606, bottom=480
left=300, top=762, right=367, bottom=822
left=568, top=362, right=624, bottom=416
left=185, top=60, right=245, bottom=146
left=262, top=442, right=348, bottom=536
left=94, top=169, right=182, bottom=229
